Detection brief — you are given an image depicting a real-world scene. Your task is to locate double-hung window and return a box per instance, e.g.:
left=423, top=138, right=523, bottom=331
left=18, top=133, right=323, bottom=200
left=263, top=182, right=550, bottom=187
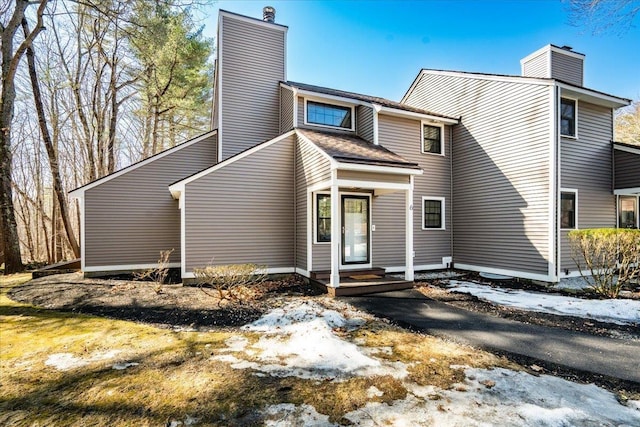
left=561, top=98, right=576, bottom=137
left=422, top=123, right=443, bottom=155
left=306, top=101, right=353, bottom=130
left=422, top=197, right=445, bottom=230
left=561, top=190, right=577, bottom=229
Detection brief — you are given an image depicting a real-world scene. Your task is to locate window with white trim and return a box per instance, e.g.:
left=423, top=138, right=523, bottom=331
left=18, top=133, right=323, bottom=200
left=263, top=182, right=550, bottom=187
left=422, top=197, right=445, bottom=230
left=561, top=190, right=577, bottom=229
left=422, top=123, right=443, bottom=155
left=306, top=101, right=353, bottom=129
left=619, top=196, right=638, bottom=229
left=316, top=193, right=331, bottom=242
left=561, top=98, right=576, bottom=137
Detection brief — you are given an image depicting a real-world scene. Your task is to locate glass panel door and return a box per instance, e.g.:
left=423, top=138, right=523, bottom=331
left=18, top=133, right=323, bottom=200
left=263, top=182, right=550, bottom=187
left=619, top=196, right=638, bottom=229
left=342, top=195, right=369, bottom=264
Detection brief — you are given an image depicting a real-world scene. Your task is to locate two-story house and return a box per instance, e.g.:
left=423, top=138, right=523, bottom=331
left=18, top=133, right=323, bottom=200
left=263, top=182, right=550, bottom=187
left=70, top=8, right=638, bottom=293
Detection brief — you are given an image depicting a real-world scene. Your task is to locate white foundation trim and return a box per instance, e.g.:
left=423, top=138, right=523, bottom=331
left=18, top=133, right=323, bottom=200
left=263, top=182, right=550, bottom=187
left=84, top=263, right=181, bottom=273
left=384, top=263, right=447, bottom=273
left=455, top=263, right=555, bottom=283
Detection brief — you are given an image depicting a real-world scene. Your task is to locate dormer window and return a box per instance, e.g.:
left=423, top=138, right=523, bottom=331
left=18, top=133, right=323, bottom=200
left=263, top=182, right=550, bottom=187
left=561, top=98, right=577, bottom=137
left=306, top=100, right=353, bottom=130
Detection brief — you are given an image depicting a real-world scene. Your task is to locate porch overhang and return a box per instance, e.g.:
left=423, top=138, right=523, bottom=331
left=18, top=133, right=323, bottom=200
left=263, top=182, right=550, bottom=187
left=615, top=188, right=640, bottom=196
left=312, top=166, right=419, bottom=290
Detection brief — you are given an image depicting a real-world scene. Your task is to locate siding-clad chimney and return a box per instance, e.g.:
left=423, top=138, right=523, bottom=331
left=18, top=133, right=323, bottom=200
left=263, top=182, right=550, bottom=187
left=520, top=44, right=585, bottom=87
left=263, top=6, right=275, bottom=23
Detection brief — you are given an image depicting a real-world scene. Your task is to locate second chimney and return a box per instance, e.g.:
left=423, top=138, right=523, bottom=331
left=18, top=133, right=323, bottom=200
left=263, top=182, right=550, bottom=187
left=263, top=6, right=275, bottom=23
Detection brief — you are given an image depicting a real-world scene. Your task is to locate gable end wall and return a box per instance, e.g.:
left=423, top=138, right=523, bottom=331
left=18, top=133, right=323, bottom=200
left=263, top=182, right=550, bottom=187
left=405, top=73, right=552, bottom=278
left=184, top=134, right=296, bottom=272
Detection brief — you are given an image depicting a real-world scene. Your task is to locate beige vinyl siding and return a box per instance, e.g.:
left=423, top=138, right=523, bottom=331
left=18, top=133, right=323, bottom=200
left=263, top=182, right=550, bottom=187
left=522, top=52, right=548, bottom=79
left=378, top=114, right=452, bottom=267
left=219, top=15, right=285, bottom=160
left=295, top=134, right=332, bottom=270
left=356, top=105, right=375, bottom=143
left=184, top=135, right=295, bottom=272
left=337, top=170, right=409, bottom=184
left=614, top=149, right=640, bottom=189
left=560, top=101, right=615, bottom=274
left=84, top=133, right=217, bottom=268
left=280, top=86, right=294, bottom=133
left=372, top=192, right=405, bottom=266
left=405, top=73, right=551, bottom=276
left=551, top=51, right=583, bottom=86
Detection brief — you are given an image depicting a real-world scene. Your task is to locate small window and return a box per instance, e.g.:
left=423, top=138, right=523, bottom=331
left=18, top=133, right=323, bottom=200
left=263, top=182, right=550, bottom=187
left=619, top=196, right=638, bottom=229
left=422, top=197, right=445, bottom=230
left=422, top=124, right=443, bottom=155
left=561, top=98, right=576, bottom=137
left=422, top=125, right=444, bottom=154
left=306, top=101, right=352, bottom=129
left=316, top=194, right=331, bottom=242
left=561, top=191, right=577, bottom=229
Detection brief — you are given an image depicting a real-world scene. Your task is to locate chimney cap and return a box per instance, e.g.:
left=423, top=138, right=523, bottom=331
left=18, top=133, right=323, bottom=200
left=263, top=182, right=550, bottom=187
left=263, top=6, right=275, bottom=23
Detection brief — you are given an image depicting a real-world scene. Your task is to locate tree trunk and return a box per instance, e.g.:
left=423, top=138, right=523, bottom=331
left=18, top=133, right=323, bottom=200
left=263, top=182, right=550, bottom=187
left=22, top=18, right=81, bottom=259
left=0, top=0, right=31, bottom=274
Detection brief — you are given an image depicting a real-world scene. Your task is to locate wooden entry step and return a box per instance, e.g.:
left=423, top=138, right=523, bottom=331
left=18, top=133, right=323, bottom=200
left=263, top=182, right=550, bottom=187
left=310, top=267, right=386, bottom=281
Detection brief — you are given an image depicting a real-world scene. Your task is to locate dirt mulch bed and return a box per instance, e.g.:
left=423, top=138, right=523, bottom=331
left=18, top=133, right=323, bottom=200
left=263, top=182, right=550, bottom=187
left=416, top=280, right=640, bottom=341
left=8, top=273, right=324, bottom=330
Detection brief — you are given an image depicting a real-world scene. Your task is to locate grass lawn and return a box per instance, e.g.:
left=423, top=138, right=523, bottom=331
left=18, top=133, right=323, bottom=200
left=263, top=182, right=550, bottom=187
left=0, top=273, right=521, bottom=426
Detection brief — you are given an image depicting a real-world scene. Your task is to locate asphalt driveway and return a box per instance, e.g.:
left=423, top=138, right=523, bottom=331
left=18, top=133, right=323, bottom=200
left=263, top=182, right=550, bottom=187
left=344, top=289, right=640, bottom=384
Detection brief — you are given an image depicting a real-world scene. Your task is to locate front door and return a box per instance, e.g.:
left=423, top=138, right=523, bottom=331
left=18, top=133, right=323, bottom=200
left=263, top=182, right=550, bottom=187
left=341, top=195, right=370, bottom=265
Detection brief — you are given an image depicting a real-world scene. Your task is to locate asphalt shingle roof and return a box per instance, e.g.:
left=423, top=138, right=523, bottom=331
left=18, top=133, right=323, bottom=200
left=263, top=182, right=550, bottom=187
left=285, top=81, right=457, bottom=121
left=297, top=128, right=421, bottom=170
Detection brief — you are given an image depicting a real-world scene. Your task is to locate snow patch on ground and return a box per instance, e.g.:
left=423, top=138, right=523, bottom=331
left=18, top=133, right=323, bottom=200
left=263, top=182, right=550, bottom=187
left=216, top=298, right=639, bottom=426
left=45, top=350, right=121, bottom=371
left=211, top=300, right=408, bottom=380
left=262, top=368, right=640, bottom=426
left=447, top=280, right=640, bottom=325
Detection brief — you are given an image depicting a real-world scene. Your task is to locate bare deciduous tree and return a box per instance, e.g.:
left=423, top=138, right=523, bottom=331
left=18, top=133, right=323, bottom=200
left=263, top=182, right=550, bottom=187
left=566, top=0, right=640, bottom=34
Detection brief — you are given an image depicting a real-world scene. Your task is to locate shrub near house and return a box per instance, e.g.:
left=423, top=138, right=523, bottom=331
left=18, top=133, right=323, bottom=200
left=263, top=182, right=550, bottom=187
left=569, top=228, right=640, bottom=298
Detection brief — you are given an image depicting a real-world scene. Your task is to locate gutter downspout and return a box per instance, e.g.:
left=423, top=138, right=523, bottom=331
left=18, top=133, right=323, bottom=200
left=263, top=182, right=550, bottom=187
left=449, top=123, right=454, bottom=268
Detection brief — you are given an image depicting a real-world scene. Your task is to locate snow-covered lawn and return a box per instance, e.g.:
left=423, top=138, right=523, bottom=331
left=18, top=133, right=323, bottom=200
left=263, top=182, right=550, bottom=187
left=212, top=299, right=640, bottom=426
left=445, top=280, right=640, bottom=325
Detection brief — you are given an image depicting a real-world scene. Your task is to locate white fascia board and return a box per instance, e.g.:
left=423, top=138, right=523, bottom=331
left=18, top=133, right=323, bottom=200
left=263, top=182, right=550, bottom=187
left=614, top=187, right=640, bottom=195
left=307, top=180, right=332, bottom=193
left=335, top=179, right=411, bottom=191
left=290, top=88, right=370, bottom=108
left=84, top=263, right=181, bottom=273
left=520, top=44, right=552, bottom=65
left=218, top=10, right=288, bottom=32
left=614, top=144, right=640, bottom=155
left=295, top=130, right=340, bottom=168
left=281, top=83, right=458, bottom=125
left=557, top=83, right=630, bottom=108
left=454, top=263, right=555, bottom=283
left=335, top=162, right=423, bottom=176
left=417, top=69, right=554, bottom=87
left=376, top=105, right=459, bottom=125
left=169, top=130, right=296, bottom=191
left=69, top=130, right=218, bottom=198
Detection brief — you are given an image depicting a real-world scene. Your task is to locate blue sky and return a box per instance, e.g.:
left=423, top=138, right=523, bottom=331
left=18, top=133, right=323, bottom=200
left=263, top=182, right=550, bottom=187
left=202, top=1, right=639, bottom=103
